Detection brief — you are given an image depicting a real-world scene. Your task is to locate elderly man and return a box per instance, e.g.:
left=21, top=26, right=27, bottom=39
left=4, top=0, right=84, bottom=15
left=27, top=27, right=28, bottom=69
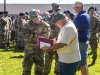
left=22, top=9, right=51, bottom=75
left=42, top=13, right=81, bottom=75
left=73, top=1, right=90, bottom=75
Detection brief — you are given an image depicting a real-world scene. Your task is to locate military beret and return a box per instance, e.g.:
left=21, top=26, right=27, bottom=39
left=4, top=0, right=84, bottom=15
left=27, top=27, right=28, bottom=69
left=47, top=10, right=53, bottom=13
left=0, top=12, right=3, bottom=15
left=25, top=12, right=28, bottom=15
left=52, top=3, right=60, bottom=10
left=4, top=11, right=8, bottom=14
left=19, top=13, right=25, bottom=16
left=63, top=10, right=71, bottom=14
left=54, top=12, right=66, bottom=23
left=88, top=6, right=96, bottom=11
left=88, top=6, right=97, bottom=14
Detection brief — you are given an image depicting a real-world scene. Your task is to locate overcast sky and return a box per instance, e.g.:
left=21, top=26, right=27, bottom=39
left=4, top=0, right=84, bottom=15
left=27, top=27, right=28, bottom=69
left=0, top=0, right=99, bottom=4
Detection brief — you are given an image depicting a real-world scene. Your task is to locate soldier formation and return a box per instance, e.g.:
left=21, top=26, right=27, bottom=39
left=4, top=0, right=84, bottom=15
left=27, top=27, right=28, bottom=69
left=0, top=3, right=100, bottom=75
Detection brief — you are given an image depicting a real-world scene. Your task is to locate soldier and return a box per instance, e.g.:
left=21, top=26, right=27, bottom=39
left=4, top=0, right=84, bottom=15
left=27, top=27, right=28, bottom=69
left=14, top=13, right=26, bottom=52
left=93, top=10, right=100, bottom=47
left=3, top=11, right=12, bottom=48
left=10, top=16, right=16, bottom=43
left=43, top=3, right=61, bottom=75
left=88, top=7, right=100, bottom=66
left=0, top=12, right=7, bottom=48
left=25, top=12, right=30, bottom=21
left=42, top=12, right=50, bottom=23
left=63, top=10, right=75, bottom=21
left=22, top=9, right=51, bottom=75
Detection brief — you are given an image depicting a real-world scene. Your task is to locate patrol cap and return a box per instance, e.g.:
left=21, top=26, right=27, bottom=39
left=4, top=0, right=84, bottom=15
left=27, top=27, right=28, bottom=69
left=29, top=9, right=39, bottom=20
left=19, top=13, right=25, bottom=16
left=52, top=3, right=60, bottom=10
left=54, top=12, right=66, bottom=23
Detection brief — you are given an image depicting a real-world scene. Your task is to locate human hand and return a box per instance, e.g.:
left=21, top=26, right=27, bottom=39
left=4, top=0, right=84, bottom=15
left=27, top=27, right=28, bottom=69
left=41, top=47, right=50, bottom=52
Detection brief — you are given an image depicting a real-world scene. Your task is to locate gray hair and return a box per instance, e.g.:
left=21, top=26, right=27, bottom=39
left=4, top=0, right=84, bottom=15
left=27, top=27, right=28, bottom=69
left=73, top=1, right=84, bottom=7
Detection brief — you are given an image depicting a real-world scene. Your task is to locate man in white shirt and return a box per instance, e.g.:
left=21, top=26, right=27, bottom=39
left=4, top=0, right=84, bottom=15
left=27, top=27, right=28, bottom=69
left=42, top=12, right=81, bottom=75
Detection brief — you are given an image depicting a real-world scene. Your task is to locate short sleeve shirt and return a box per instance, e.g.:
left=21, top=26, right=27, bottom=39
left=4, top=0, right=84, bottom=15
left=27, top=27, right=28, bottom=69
left=57, top=21, right=81, bottom=63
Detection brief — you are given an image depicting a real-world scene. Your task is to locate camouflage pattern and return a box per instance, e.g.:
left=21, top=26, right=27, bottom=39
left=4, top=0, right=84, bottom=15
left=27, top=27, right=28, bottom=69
left=22, top=20, right=51, bottom=75
left=98, top=32, right=100, bottom=38
left=4, top=16, right=12, bottom=47
left=14, top=18, right=26, bottom=51
left=10, top=17, right=16, bottom=43
left=49, top=12, right=60, bottom=38
left=0, top=15, right=7, bottom=48
left=89, top=16, right=100, bottom=64
left=45, top=11, right=60, bottom=75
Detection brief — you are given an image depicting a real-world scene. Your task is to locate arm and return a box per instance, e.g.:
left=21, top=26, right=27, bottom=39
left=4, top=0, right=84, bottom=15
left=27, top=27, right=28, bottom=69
left=95, top=18, right=100, bottom=33
left=42, top=43, right=67, bottom=52
left=90, top=17, right=100, bottom=34
left=42, top=27, right=75, bottom=52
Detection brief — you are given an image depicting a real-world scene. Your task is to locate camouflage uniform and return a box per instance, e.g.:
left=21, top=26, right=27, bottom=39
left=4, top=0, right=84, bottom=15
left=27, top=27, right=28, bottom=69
left=10, top=17, right=16, bottom=43
left=98, top=32, right=100, bottom=39
left=4, top=16, right=12, bottom=47
left=0, top=12, right=7, bottom=48
left=49, top=13, right=60, bottom=75
left=42, top=3, right=61, bottom=75
left=89, top=16, right=100, bottom=64
left=14, top=17, right=26, bottom=51
left=22, top=16, right=51, bottom=75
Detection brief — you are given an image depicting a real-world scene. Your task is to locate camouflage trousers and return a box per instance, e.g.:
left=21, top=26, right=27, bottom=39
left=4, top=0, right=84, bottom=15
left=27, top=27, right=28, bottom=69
left=89, top=39, right=98, bottom=63
left=15, top=36, right=25, bottom=52
left=44, top=51, right=60, bottom=75
left=22, top=46, right=60, bottom=75
left=53, top=52, right=60, bottom=75
left=16, top=40, right=24, bottom=48
left=22, top=46, right=52, bottom=75
left=0, top=33, right=5, bottom=48
left=4, top=31, right=11, bottom=47
left=11, top=30, right=15, bottom=42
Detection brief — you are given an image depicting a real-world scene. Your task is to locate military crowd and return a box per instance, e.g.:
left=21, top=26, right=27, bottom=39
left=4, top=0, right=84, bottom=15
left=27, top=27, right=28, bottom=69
left=0, top=2, right=100, bottom=75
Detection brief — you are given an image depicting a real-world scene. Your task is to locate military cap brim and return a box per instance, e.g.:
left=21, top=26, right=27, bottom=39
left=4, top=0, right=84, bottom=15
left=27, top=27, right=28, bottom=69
left=54, top=12, right=66, bottom=23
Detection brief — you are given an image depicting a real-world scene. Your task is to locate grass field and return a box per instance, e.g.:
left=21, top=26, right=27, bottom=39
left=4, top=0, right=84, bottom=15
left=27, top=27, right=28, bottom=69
left=0, top=41, right=100, bottom=75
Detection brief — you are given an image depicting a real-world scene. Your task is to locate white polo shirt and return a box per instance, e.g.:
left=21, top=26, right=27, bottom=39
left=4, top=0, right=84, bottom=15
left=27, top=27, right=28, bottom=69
left=57, top=21, right=81, bottom=63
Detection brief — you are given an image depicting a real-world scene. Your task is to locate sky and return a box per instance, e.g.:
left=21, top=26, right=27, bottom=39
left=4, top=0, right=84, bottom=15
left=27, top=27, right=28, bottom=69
left=0, top=0, right=100, bottom=4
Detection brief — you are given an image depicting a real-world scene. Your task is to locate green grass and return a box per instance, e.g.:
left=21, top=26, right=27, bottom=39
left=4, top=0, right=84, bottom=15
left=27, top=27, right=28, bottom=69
left=0, top=41, right=100, bottom=75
